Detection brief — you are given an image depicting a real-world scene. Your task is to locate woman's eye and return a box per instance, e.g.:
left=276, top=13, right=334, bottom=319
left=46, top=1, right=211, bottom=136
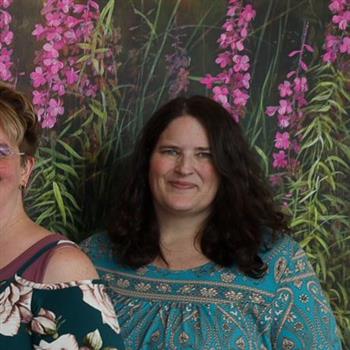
left=162, top=149, right=179, bottom=156
left=0, top=145, right=11, bottom=157
left=197, top=152, right=212, bottom=159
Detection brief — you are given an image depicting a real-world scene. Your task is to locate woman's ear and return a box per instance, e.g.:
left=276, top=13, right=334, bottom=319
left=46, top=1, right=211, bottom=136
left=20, top=156, right=36, bottom=188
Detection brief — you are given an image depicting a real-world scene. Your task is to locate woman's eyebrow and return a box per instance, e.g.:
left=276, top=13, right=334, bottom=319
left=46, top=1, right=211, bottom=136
left=195, top=147, right=211, bottom=151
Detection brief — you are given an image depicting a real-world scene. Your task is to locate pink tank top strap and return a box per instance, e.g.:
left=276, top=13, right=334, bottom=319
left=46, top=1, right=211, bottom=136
left=0, top=233, right=76, bottom=283
left=23, top=235, right=77, bottom=283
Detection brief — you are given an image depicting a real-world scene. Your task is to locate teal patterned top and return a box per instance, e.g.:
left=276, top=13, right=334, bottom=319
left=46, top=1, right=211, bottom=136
left=81, top=233, right=341, bottom=350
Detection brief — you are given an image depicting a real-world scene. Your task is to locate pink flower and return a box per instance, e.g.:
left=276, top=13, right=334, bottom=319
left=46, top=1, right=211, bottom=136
left=66, top=15, right=82, bottom=28
left=41, top=115, right=57, bottom=128
left=48, top=98, right=64, bottom=117
left=329, top=0, right=346, bottom=13
left=215, top=52, right=232, bottom=68
left=32, top=24, right=46, bottom=37
left=57, top=0, right=73, bottom=14
left=52, top=82, right=65, bottom=96
left=1, top=30, right=13, bottom=45
left=325, top=34, right=340, bottom=49
left=201, top=0, right=255, bottom=122
left=32, top=90, right=47, bottom=105
left=278, top=114, right=290, bottom=128
left=294, top=77, right=308, bottom=93
left=233, top=88, right=249, bottom=106
left=340, top=36, right=350, bottom=53
left=223, top=20, right=234, bottom=32
left=43, top=58, right=64, bottom=74
left=278, top=99, right=292, bottom=115
left=232, top=54, right=249, bottom=72
left=266, top=106, right=278, bottom=117
left=332, top=11, right=350, bottom=30
left=240, top=4, right=256, bottom=22
left=31, top=67, right=46, bottom=88
left=0, top=61, right=11, bottom=80
left=235, top=72, right=251, bottom=89
left=213, top=86, right=229, bottom=106
left=278, top=80, right=293, bottom=97
left=45, top=12, right=62, bottom=27
left=323, top=50, right=337, bottom=63
left=65, top=67, right=79, bottom=85
left=273, top=150, right=288, bottom=168
left=43, top=43, right=59, bottom=58
left=200, top=74, right=216, bottom=89
left=227, top=5, right=238, bottom=17
left=0, top=11, right=11, bottom=25
left=275, top=132, right=290, bottom=150
left=0, top=0, right=12, bottom=9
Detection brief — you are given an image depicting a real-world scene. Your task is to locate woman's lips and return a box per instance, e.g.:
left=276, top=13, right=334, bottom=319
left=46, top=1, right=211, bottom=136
left=168, top=180, right=196, bottom=189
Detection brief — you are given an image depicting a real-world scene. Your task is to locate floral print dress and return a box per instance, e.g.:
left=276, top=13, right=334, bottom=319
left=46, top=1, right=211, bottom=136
left=81, top=233, right=342, bottom=350
left=0, top=238, right=124, bottom=349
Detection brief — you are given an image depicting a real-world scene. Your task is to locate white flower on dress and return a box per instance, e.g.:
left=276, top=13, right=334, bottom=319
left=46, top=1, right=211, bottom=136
left=84, top=329, right=103, bottom=349
left=34, top=334, right=79, bottom=350
left=156, top=283, right=171, bottom=293
left=135, top=282, right=151, bottom=292
left=220, top=272, right=236, bottom=283
left=296, top=259, right=306, bottom=272
left=225, top=290, right=244, bottom=301
left=79, top=283, right=120, bottom=334
left=31, top=308, right=57, bottom=336
left=0, top=280, right=33, bottom=336
left=249, top=293, right=265, bottom=304
left=116, top=278, right=130, bottom=289
left=178, top=285, right=195, bottom=294
left=200, top=287, right=218, bottom=298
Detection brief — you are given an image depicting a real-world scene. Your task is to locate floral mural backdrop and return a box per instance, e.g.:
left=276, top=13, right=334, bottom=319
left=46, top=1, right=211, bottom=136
left=1, top=0, right=349, bottom=345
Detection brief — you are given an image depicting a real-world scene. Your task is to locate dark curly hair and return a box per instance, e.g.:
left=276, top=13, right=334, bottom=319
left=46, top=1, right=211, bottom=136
left=109, top=95, right=289, bottom=278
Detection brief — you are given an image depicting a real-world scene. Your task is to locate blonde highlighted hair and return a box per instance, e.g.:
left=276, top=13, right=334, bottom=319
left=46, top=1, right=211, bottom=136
left=0, top=83, right=41, bottom=157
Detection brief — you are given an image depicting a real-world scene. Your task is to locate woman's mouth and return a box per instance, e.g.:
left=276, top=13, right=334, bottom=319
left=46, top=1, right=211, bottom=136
left=168, top=181, right=196, bottom=189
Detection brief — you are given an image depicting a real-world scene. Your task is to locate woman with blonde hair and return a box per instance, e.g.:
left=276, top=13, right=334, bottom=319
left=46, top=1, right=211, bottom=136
left=0, top=83, right=124, bottom=349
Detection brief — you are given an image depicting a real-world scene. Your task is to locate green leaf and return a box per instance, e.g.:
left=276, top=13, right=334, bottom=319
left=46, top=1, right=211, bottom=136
left=57, top=140, right=84, bottom=160
left=53, top=182, right=67, bottom=225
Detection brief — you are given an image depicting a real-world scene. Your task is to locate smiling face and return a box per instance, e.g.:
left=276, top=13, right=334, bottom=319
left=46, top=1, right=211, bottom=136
left=0, top=123, right=34, bottom=216
left=149, top=115, right=220, bottom=218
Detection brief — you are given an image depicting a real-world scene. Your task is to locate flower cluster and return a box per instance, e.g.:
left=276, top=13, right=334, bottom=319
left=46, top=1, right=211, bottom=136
left=30, top=0, right=101, bottom=128
left=200, top=0, right=256, bottom=122
left=165, top=33, right=191, bottom=99
left=0, top=0, right=14, bottom=82
left=266, top=25, right=313, bottom=174
left=323, top=0, right=350, bottom=63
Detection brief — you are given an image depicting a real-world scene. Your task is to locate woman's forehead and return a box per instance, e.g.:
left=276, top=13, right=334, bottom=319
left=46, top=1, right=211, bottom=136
left=158, top=115, right=209, bottom=144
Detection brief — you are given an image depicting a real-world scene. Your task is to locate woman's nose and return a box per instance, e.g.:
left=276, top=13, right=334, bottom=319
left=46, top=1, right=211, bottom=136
left=174, top=154, right=194, bottom=175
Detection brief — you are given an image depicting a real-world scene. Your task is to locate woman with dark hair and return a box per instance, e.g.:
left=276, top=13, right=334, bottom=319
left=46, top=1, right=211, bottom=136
left=82, top=95, right=341, bottom=349
left=0, top=83, right=124, bottom=349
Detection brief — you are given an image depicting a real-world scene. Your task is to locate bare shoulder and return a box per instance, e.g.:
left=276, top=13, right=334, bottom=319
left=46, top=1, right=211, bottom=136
left=42, top=245, right=99, bottom=283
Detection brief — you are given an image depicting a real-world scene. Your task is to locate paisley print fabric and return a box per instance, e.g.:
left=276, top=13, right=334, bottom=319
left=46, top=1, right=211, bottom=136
left=81, top=233, right=341, bottom=350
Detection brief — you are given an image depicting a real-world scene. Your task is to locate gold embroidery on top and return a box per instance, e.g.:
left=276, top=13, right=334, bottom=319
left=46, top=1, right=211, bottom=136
left=97, top=266, right=276, bottom=298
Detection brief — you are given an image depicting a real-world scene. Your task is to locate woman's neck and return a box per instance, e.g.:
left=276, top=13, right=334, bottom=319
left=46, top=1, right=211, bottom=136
left=0, top=195, right=30, bottom=242
left=154, top=209, right=210, bottom=270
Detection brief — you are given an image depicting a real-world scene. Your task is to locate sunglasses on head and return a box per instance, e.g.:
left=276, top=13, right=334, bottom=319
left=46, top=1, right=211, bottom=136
left=0, top=143, right=25, bottom=159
